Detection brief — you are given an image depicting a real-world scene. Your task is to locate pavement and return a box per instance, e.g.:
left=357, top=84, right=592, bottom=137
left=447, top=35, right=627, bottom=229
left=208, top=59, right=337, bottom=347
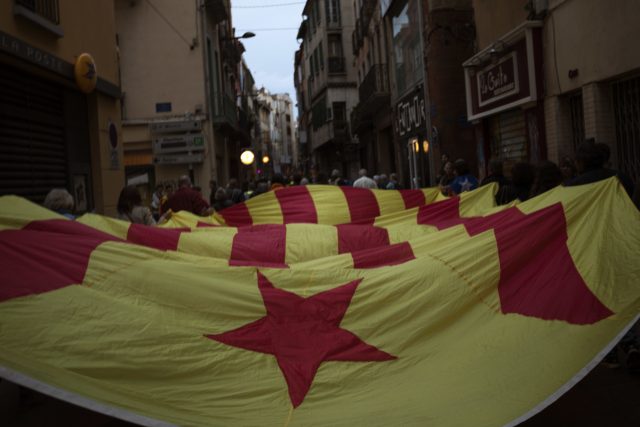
left=2, top=362, right=639, bottom=426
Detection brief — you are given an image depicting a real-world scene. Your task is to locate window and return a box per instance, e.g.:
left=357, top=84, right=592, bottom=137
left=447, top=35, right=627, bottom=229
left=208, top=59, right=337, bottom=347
left=314, top=49, right=320, bottom=76
left=328, top=34, right=343, bottom=57
left=612, top=75, right=640, bottom=184
left=14, top=0, right=63, bottom=36
left=325, top=0, right=341, bottom=25
left=568, top=92, right=584, bottom=153
left=319, top=42, right=325, bottom=70
left=391, top=0, right=423, bottom=95
left=312, top=96, right=328, bottom=130
left=286, top=114, right=291, bottom=122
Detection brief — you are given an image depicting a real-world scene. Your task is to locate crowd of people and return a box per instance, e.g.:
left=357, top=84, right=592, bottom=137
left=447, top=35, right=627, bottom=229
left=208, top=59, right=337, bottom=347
left=437, top=139, right=638, bottom=206
left=42, top=140, right=638, bottom=226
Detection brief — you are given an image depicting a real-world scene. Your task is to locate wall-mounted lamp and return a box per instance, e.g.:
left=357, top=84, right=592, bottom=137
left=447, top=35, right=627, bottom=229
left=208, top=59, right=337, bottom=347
left=423, top=140, right=430, bottom=154
left=262, top=155, right=270, bottom=164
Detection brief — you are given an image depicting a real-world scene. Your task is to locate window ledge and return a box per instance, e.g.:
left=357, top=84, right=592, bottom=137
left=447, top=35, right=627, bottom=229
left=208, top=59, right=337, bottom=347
left=13, top=4, right=64, bottom=38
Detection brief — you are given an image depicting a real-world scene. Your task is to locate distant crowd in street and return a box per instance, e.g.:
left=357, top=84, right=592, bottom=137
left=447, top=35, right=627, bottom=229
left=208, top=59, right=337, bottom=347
left=42, top=138, right=638, bottom=225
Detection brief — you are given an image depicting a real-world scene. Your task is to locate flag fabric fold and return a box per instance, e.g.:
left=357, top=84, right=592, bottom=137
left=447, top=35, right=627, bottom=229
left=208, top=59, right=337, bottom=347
left=0, top=178, right=639, bottom=427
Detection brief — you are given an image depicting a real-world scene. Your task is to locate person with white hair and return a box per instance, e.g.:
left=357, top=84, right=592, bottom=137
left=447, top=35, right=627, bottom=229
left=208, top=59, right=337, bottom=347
left=43, top=188, right=75, bottom=219
left=353, top=168, right=374, bottom=188
left=353, top=176, right=377, bottom=189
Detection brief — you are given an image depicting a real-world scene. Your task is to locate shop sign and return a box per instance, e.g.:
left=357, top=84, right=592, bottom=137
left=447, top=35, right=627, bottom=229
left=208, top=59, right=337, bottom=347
left=395, top=90, right=427, bottom=138
left=152, top=134, right=205, bottom=154
left=477, top=52, right=519, bottom=107
left=463, top=23, right=543, bottom=122
left=0, top=30, right=70, bottom=76
left=149, top=120, right=201, bottom=134
left=154, top=153, right=204, bottom=165
left=74, top=53, right=97, bottom=94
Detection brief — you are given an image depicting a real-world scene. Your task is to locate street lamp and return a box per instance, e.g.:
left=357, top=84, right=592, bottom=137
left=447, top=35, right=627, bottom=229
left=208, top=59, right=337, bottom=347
left=262, top=155, right=270, bottom=164
left=240, top=150, right=255, bottom=165
left=221, top=32, right=256, bottom=41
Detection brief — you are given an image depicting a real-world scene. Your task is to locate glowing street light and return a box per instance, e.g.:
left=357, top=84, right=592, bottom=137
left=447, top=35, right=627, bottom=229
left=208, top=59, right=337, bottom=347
left=262, top=155, right=270, bottom=164
left=240, top=150, right=255, bottom=165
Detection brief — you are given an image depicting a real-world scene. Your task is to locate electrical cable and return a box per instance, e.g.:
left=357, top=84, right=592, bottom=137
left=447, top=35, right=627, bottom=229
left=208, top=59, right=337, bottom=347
left=145, top=0, right=193, bottom=48
left=232, top=2, right=305, bottom=8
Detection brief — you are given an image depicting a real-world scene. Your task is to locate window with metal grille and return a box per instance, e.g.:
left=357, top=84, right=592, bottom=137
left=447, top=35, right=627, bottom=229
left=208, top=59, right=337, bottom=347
left=612, top=75, right=640, bottom=185
left=15, top=0, right=60, bottom=25
left=568, top=91, right=584, bottom=152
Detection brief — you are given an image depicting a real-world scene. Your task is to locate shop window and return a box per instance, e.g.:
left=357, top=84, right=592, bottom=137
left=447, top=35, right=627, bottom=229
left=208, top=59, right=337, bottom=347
left=612, top=75, right=640, bottom=185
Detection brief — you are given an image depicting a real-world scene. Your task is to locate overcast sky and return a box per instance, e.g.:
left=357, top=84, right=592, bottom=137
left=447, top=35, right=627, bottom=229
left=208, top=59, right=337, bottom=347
left=232, top=1, right=305, bottom=108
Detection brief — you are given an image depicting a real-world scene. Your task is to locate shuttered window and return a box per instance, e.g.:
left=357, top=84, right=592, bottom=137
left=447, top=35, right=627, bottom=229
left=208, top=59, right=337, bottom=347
left=489, top=109, right=527, bottom=172
left=0, top=64, right=67, bottom=203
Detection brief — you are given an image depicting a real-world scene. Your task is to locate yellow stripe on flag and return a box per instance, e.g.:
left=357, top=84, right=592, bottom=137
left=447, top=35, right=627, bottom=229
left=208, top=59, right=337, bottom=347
left=285, top=224, right=339, bottom=265
left=307, top=185, right=351, bottom=225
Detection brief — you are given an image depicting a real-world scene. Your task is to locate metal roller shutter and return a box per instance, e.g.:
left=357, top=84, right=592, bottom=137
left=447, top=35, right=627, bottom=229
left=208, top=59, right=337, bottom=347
left=489, top=108, right=527, bottom=171
left=0, top=64, right=67, bottom=203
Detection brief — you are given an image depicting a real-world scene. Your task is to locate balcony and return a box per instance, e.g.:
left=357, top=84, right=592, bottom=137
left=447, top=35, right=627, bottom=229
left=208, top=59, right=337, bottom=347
left=328, top=56, right=346, bottom=75
left=203, top=0, right=229, bottom=24
left=331, top=120, right=350, bottom=142
left=212, top=92, right=238, bottom=129
left=360, top=0, right=376, bottom=32
left=359, top=64, right=389, bottom=104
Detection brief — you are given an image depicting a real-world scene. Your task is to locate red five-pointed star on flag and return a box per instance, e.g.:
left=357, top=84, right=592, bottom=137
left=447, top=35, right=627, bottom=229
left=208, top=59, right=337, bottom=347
left=206, top=272, right=396, bottom=408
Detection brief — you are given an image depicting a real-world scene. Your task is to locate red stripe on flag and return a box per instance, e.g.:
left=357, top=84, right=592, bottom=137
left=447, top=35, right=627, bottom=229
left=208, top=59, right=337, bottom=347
left=340, top=187, right=380, bottom=224
left=417, top=197, right=461, bottom=228
left=229, top=225, right=288, bottom=268
left=399, top=189, right=426, bottom=209
left=336, top=224, right=390, bottom=254
left=0, top=220, right=120, bottom=302
left=126, top=224, right=190, bottom=251
left=219, top=202, right=253, bottom=227
left=418, top=201, right=614, bottom=325
left=352, top=242, right=416, bottom=269
left=466, top=205, right=613, bottom=325
left=276, top=186, right=318, bottom=224
left=197, top=222, right=219, bottom=228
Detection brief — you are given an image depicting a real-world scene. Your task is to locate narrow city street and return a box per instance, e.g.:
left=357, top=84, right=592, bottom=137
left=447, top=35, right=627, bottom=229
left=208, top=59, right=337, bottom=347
left=1, top=0, right=639, bottom=426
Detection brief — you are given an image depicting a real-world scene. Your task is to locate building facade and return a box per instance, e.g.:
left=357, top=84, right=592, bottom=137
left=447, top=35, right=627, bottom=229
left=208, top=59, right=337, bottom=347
left=115, top=0, right=255, bottom=198
left=300, top=0, right=360, bottom=179
left=0, top=0, right=124, bottom=215
left=465, top=0, right=640, bottom=185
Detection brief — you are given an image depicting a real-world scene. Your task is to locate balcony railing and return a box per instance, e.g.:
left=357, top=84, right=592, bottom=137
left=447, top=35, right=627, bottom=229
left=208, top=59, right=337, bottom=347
left=360, top=0, right=376, bottom=32
left=359, top=64, right=389, bottom=104
left=328, top=56, right=346, bottom=74
left=203, top=0, right=229, bottom=24
left=332, top=120, right=350, bottom=141
left=212, top=92, right=238, bottom=128
left=15, top=0, right=59, bottom=24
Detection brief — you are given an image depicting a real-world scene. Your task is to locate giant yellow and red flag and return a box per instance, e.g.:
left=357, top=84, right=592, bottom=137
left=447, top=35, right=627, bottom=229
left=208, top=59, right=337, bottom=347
left=0, top=178, right=639, bottom=426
